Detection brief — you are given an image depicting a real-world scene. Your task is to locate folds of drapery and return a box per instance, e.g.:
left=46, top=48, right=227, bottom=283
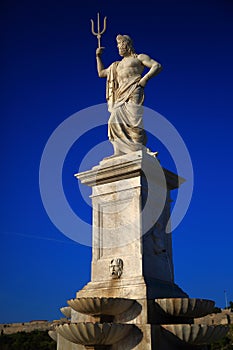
left=106, top=62, right=147, bottom=153
left=108, top=100, right=147, bottom=153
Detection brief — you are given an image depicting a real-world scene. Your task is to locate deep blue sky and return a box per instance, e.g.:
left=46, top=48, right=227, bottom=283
left=1, top=0, right=233, bottom=323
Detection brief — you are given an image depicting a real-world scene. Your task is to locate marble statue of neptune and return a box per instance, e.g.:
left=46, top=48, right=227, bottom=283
left=96, top=34, right=162, bottom=155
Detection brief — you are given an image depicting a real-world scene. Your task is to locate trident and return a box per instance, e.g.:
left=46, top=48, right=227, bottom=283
left=91, top=12, right=107, bottom=48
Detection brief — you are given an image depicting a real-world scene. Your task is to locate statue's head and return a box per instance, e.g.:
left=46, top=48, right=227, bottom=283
left=116, top=35, right=135, bottom=57
left=109, top=258, right=123, bottom=279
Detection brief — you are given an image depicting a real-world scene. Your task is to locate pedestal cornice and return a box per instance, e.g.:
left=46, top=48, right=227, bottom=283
left=74, top=150, right=185, bottom=190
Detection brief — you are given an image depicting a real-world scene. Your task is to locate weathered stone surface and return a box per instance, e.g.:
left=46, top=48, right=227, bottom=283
left=0, top=320, right=56, bottom=335
left=194, top=309, right=233, bottom=325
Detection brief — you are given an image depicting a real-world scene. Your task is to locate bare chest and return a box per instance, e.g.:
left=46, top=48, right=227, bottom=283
left=117, top=57, right=144, bottom=74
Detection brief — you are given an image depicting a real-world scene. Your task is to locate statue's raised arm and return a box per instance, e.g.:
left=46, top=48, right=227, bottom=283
left=95, top=34, right=162, bottom=157
left=96, top=47, right=108, bottom=78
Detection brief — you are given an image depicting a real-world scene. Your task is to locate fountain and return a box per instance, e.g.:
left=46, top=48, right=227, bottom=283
left=48, top=151, right=229, bottom=349
left=49, top=21, right=228, bottom=350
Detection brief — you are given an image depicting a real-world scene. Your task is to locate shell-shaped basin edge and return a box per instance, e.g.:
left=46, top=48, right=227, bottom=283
left=68, top=297, right=135, bottom=316
left=161, top=324, right=229, bottom=345
left=155, top=298, right=215, bottom=318
left=60, top=306, right=71, bottom=318
left=56, top=322, right=134, bottom=345
left=48, top=330, right=57, bottom=342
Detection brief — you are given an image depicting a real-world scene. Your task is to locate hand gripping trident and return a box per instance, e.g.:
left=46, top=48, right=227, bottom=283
left=91, top=13, right=107, bottom=48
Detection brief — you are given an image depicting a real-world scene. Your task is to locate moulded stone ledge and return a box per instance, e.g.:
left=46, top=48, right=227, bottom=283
left=68, top=297, right=135, bottom=317
left=75, top=150, right=184, bottom=190
left=161, top=324, right=229, bottom=345
left=55, top=322, right=134, bottom=345
left=155, top=298, right=215, bottom=318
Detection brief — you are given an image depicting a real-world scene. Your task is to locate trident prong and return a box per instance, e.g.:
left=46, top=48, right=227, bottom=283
left=91, top=12, right=107, bottom=48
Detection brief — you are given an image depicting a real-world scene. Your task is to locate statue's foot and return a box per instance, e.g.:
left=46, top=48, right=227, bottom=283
left=103, top=152, right=124, bottom=160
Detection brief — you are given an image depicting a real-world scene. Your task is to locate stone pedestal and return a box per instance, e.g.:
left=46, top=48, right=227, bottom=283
left=75, top=150, right=187, bottom=301
left=53, top=151, right=227, bottom=350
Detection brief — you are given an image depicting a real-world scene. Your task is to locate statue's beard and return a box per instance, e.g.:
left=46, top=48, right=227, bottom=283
left=119, top=49, right=129, bottom=57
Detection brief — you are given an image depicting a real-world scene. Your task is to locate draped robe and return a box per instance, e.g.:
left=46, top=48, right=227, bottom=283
left=106, top=61, right=147, bottom=154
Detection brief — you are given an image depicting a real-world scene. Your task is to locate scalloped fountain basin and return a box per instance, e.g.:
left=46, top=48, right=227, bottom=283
left=161, top=324, right=229, bottom=345
left=68, top=297, right=135, bottom=316
left=60, top=306, right=71, bottom=318
left=155, top=298, right=215, bottom=318
left=48, top=330, right=57, bottom=342
left=56, top=322, right=133, bottom=345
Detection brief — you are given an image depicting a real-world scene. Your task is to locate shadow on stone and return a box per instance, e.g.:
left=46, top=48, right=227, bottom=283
left=112, top=325, right=143, bottom=350
left=115, top=300, right=142, bottom=323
